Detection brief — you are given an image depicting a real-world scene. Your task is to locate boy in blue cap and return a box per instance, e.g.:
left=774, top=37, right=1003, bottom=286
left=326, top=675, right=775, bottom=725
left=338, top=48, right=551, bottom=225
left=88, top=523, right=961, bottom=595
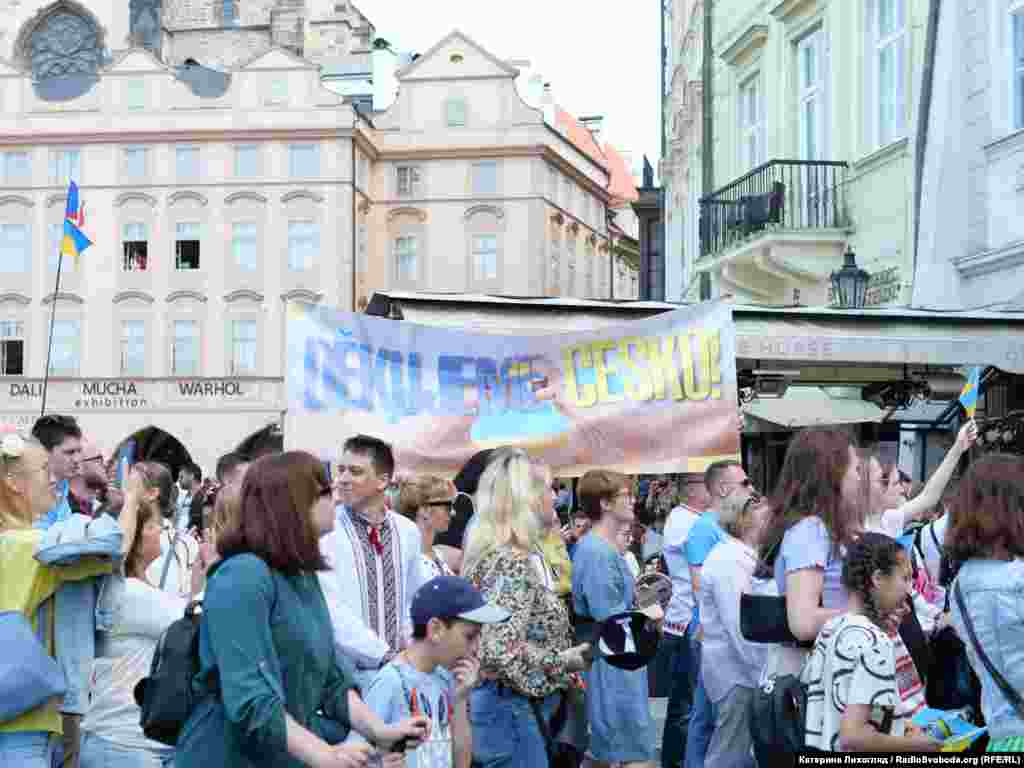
left=353, top=575, right=509, bottom=768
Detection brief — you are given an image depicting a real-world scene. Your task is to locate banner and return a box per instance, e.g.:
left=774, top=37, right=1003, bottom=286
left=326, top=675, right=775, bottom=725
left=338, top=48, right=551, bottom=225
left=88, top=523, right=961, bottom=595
left=286, top=301, right=740, bottom=476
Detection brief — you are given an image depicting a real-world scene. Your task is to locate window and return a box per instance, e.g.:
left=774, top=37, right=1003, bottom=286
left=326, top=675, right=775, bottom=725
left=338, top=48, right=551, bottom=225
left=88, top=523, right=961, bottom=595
left=122, top=222, right=148, bottom=271
left=123, top=147, right=147, bottom=180
left=548, top=167, right=558, bottom=202
left=872, top=0, right=906, bottom=146
left=797, top=29, right=827, bottom=160
left=175, top=222, right=201, bottom=270
left=172, top=320, right=200, bottom=376
left=230, top=319, right=257, bottom=375
left=49, top=149, right=81, bottom=185
left=289, top=144, right=320, bottom=178
left=1014, top=8, right=1024, bottom=130
left=446, top=98, right=467, bottom=127
left=0, top=223, right=30, bottom=273
left=270, top=78, right=288, bottom=102
left=234, top=145, right=259, bottom=177
left=472, top=161, right=498, bottom=195
left=125, top=79, right=145, bottom=111
left=0, top=320, right=24, bottom=375
left=739, top=74, right=764, bottom=169
left=394, top=236, right=418, bottom=282
left=1, top=152, right=31, bottom=185
left=120, top=320, right=145, bottom=376
left=472, top=234, right=498, bottom=281
left=287, top=220, right=319, bottom=271
left=49, top=319, right=80, bottom=376
left=176, top=146, right=200, bottom=179
left=232, top=222, right=258, bottom=271
left=396, top=165, right=422, bottom=197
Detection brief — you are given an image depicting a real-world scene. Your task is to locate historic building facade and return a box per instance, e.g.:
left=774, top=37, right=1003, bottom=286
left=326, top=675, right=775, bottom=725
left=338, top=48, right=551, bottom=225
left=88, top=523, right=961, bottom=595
left=0, top=1, right=637, bottom=470
left=662, top=0, right=930, bottom=307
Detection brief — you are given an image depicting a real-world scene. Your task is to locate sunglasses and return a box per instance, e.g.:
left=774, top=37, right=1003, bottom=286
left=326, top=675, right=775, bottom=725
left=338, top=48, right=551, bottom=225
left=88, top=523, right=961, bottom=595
left=425, top=499, right=456, bottom=513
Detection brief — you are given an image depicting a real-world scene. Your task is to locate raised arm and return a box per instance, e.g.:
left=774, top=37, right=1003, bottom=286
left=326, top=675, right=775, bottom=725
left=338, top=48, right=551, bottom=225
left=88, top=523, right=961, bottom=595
left=897, top=421, right=977, bottom=523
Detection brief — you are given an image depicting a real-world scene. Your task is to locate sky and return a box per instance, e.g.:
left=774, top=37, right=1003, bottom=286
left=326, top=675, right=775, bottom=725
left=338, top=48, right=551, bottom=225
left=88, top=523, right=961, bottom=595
left=358, top=0, right=662, bottom=171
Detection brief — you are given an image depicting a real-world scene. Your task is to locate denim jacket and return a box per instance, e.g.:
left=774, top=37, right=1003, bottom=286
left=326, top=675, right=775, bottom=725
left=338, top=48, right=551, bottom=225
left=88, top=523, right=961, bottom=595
left=33, top=514, right=123, bottom=716
left=950, top=558, right=1024, bottom=741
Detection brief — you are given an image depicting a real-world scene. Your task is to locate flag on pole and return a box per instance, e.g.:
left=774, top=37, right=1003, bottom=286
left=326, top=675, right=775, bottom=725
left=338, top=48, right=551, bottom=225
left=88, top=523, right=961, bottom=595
left=958, top=366, right=982, bottom=419
left=60, top=181, right=92, bottom=267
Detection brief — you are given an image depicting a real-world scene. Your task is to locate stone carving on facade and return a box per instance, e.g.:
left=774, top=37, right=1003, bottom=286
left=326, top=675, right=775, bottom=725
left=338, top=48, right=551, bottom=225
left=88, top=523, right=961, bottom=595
left=27, top=9, right=101, bottom=79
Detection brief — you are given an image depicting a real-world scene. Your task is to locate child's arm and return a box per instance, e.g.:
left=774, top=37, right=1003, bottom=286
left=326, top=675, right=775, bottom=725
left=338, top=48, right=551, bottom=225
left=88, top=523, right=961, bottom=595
left=451, top=657, right=480, bottom=768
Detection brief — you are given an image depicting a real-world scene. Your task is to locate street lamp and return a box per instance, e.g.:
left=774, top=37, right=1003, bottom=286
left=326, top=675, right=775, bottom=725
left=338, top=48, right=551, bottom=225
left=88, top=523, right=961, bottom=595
left=830, top=248, right=870, bottom=309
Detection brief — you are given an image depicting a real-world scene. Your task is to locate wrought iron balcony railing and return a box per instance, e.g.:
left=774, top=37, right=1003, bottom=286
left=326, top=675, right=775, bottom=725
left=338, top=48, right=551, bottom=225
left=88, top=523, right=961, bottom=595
left=699, top=159, right=849, bottom=259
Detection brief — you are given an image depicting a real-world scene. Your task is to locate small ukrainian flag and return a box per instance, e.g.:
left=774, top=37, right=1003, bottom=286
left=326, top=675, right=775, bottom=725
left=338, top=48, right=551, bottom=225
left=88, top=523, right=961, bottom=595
left=958, top=367, right=982, bottom=419
left=60, top=181, right=92, bottom=267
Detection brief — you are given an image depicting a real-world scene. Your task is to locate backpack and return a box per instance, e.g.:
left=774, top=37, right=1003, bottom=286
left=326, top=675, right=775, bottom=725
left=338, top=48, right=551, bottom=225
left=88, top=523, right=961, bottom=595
left=749, top=672, right=809, bottom=765
left=133, top=600, right=203, bottom=746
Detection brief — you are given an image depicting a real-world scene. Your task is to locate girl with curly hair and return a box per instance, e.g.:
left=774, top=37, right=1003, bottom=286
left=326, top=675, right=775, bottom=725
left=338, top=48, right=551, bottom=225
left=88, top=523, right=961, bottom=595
left=800, top=532, right=940, bottom=753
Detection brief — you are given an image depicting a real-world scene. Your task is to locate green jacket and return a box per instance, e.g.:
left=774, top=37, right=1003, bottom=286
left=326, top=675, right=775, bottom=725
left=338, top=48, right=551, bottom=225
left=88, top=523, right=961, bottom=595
left=174, top=553, right=356, bottom=767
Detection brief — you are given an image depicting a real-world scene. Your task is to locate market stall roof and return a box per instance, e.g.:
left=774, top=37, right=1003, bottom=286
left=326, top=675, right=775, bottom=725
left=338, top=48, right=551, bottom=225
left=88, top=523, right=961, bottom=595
left=745, top=387, right=887, bottom=428
left=371, top=292, right=1024, bottom=374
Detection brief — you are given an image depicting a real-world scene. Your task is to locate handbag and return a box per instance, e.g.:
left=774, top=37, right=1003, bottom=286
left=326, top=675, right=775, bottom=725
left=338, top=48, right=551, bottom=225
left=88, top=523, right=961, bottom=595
left=740, top=592, right=797, bottom=644
left=749, top=671, right=809, bottom=766
left=953, top=580, right=1024, bottom=719
left=0, top=599, right=67, bottom=723
left=529, top=690, right=583, bottom=768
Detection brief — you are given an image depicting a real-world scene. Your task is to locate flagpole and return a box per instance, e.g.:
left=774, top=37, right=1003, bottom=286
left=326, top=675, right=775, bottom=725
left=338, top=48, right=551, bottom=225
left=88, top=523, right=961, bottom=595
left=40, top=248, right=65, bottom=418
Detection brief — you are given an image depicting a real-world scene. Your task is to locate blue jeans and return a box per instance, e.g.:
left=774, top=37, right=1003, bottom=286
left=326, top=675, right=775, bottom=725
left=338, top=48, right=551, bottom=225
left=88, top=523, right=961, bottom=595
left=0, top=731, right=57, bottom=768
left=683, top=640, right=713, bottom=768
left=80, top=733, right=174, bottom=768
left=470, top=681, right=559, bottom=768
left=660, top=628, right=696, bottom=768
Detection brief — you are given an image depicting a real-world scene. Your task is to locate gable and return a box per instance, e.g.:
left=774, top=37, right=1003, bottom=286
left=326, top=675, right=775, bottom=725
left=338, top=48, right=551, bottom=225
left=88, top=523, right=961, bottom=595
left=239, top=47, right=316, bottom=72
left=109, top=48, right=166, bottom=73
left=397, top=30, right=518, bottom=81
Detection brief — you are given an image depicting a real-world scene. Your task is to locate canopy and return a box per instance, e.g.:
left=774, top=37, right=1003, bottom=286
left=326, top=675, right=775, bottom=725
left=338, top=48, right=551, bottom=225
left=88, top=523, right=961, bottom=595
left=744, top=387, right=886, bottom=428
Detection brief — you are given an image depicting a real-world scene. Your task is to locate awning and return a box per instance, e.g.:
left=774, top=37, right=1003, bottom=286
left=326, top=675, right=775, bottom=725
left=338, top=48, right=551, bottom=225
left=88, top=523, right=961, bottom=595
left=744, top=387, right=887, bottom=428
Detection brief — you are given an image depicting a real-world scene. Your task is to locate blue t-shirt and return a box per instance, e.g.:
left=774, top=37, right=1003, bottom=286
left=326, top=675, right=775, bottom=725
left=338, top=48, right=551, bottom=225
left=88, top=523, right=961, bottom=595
left=35, top=479, right=72, bottom=530
left=684, top=512, right=726, bottom=568
left=354, top=660, right=456, bottom=768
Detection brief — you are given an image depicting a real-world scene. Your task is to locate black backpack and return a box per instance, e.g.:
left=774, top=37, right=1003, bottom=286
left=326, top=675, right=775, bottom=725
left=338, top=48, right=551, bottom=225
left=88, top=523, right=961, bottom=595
left=133, top=600, right=203, bottom=746
left=749, top=673, right=809, bottom=766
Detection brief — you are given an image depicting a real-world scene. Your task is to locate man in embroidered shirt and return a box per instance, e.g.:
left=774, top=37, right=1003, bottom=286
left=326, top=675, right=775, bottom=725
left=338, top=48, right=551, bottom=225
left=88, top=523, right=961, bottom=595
left=319, top=435, right=425, bottom=692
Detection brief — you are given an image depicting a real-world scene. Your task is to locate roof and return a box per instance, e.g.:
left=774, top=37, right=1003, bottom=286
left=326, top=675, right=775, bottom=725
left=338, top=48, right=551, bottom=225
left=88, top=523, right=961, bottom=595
left=394, top=29, right=520, bottom=80
left=604, top=144, right=639, bottom=207
left=554, top=107, right=607, bottom=169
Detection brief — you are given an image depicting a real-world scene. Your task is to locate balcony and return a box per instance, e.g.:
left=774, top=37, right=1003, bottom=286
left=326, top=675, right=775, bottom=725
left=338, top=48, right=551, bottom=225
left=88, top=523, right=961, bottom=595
left=698, top=160, right=850, bottom=305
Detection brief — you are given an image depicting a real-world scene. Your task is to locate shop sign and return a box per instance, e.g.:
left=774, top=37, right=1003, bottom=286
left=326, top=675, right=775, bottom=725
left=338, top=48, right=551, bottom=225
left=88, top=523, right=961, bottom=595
left=176, top=380, right=247, bottom=397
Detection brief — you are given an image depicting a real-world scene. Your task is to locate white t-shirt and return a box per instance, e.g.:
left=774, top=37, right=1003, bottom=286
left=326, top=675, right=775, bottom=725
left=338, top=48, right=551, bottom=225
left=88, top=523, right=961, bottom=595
left=866, top=508, right=907, bottom=538
left=83, top=578, right=188, bottom=752
left=145, top=521, right=199, bottom=597
left=662, top=504, right=700, bottom=634
left=801, top=613, right=904, bottom=752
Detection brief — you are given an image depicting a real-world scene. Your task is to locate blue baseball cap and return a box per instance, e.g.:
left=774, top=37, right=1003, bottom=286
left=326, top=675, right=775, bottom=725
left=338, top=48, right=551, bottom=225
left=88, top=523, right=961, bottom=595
left=411, top=576, right=510, bottom=626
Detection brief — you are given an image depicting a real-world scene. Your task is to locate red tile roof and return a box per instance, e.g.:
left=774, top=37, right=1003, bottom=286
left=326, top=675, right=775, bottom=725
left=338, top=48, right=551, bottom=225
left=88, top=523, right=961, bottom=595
left=603, top=143, right=640, bottom=208
left=555, top=107, right=607, bottom=169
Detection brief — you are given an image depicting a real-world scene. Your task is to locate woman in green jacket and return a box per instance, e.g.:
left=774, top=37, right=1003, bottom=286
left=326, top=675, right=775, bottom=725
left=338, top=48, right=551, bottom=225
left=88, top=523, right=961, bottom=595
left=174, top=451, right=427, bottom=768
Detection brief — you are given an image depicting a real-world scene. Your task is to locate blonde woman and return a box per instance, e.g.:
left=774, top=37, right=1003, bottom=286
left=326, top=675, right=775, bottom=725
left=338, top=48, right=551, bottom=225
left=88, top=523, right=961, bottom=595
left=0, top=434, right=126, bottom=768
left=397, top=474, right=458, bottom=579
left=462, top=448, right=591, bottom=768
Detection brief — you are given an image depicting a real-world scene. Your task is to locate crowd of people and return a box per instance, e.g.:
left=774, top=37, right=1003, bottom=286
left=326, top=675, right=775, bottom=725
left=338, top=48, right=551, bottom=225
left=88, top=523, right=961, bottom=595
left=0, top=411, right=1022, bottom=768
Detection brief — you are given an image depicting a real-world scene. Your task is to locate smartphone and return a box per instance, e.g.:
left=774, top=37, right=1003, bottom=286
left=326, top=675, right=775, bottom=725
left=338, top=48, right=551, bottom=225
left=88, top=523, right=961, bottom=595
left=323, top=459, right=333, bottom=486
left=115, top=440, right=136, bottom=490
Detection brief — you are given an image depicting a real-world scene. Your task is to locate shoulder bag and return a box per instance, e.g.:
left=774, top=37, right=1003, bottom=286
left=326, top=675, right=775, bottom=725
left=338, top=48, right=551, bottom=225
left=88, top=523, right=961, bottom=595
left=0, top=599, right=67, bottom=722
left=953, top=580, right=1024, bottom=719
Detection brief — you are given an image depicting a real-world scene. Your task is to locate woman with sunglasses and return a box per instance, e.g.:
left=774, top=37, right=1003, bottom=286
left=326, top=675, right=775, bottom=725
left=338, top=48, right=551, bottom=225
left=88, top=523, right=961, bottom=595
left=697, top=491, right=769, bottom=768
left=397, top=475, right=458, bottom=579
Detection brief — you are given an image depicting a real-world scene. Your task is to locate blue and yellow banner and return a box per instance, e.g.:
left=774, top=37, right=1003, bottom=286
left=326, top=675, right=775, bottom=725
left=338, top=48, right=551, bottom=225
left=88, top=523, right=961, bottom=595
left=286, top=302, right=740, bottom=476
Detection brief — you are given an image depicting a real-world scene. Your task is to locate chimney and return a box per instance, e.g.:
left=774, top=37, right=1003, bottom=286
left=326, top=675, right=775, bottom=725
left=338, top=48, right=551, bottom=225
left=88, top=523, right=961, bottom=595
left=579, top=115, right=604, bottom=141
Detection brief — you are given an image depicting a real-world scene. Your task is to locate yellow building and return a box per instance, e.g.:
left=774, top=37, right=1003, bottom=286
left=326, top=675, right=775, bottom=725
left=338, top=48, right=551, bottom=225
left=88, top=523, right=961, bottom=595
left=666, top=0, right=927, bottom=307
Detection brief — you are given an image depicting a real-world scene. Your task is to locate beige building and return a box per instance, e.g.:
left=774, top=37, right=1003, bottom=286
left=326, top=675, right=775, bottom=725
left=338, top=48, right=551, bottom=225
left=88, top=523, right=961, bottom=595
left=0, top=1, right=637, bottom=470
left=663, top=0, right=929, bottom=308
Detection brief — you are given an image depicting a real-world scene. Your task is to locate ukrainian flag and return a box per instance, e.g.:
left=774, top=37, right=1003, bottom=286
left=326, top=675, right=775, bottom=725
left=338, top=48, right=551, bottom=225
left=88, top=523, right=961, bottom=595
left=60, top=181, right=92, bottom=266
left=958, top=366, right=982, bottom=419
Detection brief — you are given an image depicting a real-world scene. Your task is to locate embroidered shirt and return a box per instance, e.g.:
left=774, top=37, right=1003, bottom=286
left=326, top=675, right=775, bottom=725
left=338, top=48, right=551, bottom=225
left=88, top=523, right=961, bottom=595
left=319, top=506, right=424, bottom=669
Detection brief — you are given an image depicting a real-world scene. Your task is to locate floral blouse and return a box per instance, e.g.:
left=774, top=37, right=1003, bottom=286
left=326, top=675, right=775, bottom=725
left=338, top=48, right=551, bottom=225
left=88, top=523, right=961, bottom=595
left=464, top=545, right=573, bottom=698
